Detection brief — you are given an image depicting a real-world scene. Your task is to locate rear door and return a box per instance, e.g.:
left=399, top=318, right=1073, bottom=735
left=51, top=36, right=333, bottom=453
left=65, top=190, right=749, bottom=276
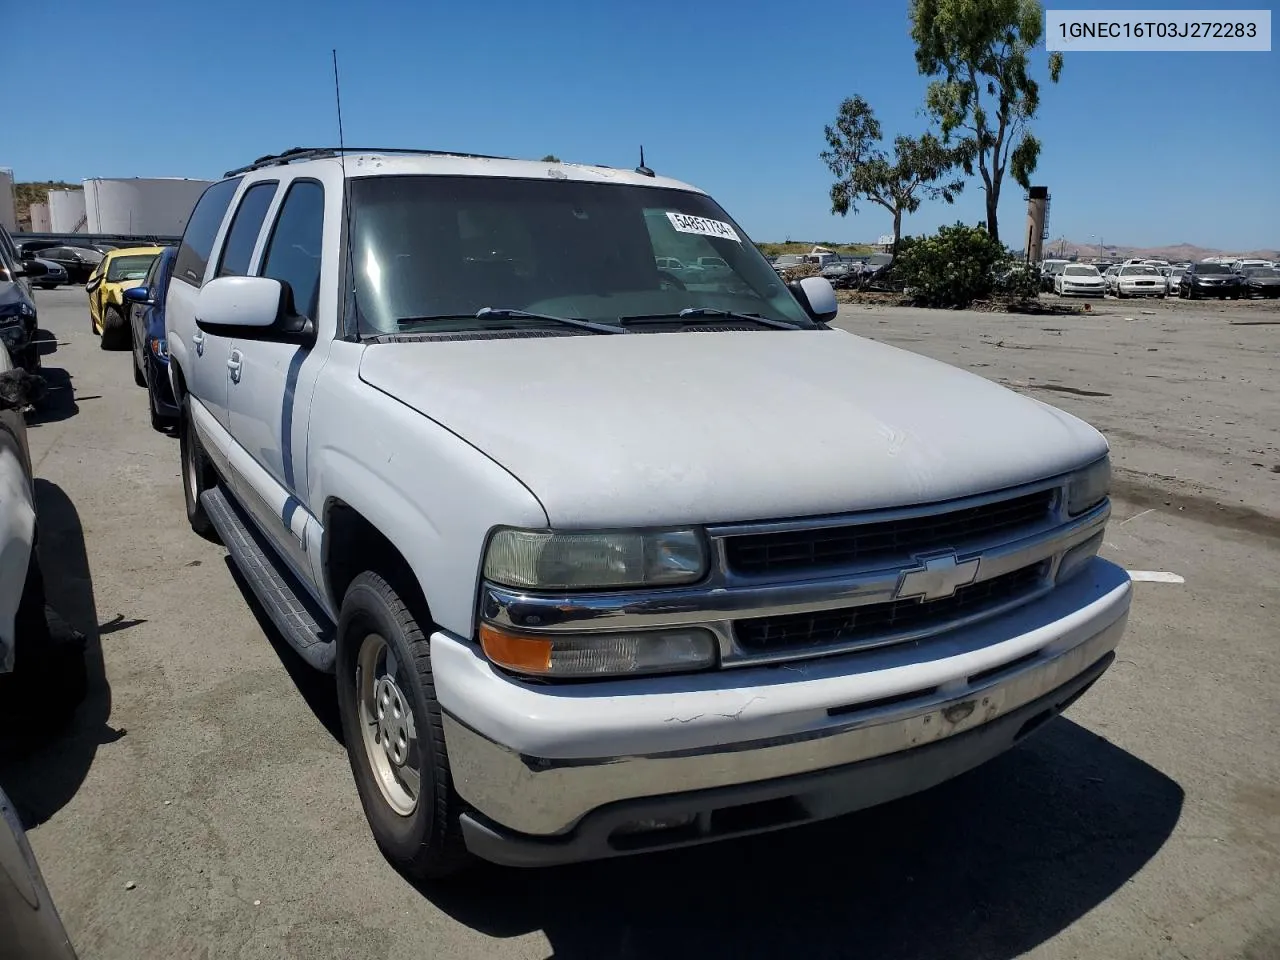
left=166, top=177, right=243, bottom=429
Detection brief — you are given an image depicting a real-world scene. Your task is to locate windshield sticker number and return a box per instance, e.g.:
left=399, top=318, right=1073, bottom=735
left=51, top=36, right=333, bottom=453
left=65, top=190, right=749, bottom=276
left=666, top=212, right=741, bottom=243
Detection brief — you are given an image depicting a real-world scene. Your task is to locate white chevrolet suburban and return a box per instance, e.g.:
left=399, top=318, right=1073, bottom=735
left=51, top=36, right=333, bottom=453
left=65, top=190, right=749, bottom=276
left=165, top=148, right=1130, bottom=878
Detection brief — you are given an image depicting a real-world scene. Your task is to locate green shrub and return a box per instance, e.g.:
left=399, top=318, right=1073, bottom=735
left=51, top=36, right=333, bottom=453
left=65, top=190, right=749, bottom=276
left=896, top=223, right=1030, bottom=308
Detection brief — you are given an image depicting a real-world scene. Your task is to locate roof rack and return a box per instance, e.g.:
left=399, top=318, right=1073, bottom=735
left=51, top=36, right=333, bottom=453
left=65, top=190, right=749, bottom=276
left=222, top=146, right=518, bottom=178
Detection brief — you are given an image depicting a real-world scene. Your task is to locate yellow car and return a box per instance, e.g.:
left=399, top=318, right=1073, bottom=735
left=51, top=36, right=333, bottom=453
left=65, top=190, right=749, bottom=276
left=86, top=246, right=164, bottom=350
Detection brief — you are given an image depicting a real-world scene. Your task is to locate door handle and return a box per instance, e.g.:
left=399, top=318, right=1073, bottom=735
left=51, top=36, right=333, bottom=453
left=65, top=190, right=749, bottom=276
left=192, top=330, right=205, bottom=357
left=227, top=350, right=242, bottom=384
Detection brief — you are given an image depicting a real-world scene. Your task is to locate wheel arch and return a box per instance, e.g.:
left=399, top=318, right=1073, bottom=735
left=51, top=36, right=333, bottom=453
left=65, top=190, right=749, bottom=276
left=322, top=499, right=434, bottom=627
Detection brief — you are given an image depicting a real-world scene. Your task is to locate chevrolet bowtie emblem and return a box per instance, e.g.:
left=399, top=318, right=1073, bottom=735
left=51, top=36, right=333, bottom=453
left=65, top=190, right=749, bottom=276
left=895, top=551, right=980, bottom=602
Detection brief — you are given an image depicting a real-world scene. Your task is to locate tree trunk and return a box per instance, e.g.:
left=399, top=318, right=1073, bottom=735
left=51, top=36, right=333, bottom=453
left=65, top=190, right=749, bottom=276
left=892, top=208, right=903, bottom=256
left=986, top=182, right=1000, bottom=243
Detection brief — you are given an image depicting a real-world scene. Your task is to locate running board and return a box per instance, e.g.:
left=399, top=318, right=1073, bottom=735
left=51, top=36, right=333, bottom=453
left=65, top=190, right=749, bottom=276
left=201, top=487, right=336, bottom=673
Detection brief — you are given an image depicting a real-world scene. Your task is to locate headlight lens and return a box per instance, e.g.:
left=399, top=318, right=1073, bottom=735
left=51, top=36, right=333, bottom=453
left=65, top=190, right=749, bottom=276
left=1067, top=457, right=1111, bottom=515
left=479, top=623, right=718, bottom=678
left=149, top=337, right=169, bottom=361
left=483, top=528, right=706, bottom=590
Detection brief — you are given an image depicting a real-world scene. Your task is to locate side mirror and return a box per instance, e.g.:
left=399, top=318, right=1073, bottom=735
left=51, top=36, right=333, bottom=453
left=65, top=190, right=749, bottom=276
left=123, top=286, right=152, bottom=304
left=194, top=276, right=314, bottom=343
left=789, top=276, right=838, bottom=323
left=16, top=260, right=48, bottom=278
left=0, top=368, right=47, bottom=411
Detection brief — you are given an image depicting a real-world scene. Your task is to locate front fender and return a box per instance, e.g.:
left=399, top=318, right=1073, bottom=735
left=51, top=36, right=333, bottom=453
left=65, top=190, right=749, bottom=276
left=306, top=355, right=547, bottom=637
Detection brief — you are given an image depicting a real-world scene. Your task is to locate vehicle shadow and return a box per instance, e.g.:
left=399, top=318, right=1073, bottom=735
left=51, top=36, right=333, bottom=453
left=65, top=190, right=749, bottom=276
left=419, top=719, right=1182, bottom=960
left=34, top=329, right=58, bottom=357
left=0, top=480, right=119, bottom=828
left=25, top=367, right=78, bottom=426
left=223, top=557, right=344, bottom=745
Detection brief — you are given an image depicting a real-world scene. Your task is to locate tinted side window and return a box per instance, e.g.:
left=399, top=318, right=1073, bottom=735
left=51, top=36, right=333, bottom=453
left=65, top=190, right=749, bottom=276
left=259, top=180, right=324, bottom=320
left=216, top=181, right=278, bottom=278
left=173, top=176, right=243, bottom=287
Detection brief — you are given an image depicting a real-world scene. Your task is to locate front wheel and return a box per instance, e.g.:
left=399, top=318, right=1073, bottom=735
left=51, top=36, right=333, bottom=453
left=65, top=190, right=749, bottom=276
left=336, top=571, right=470, bottom=880
left=180, top=398, right=217, bottom=539
left=100, top=306, right=128, bottom=350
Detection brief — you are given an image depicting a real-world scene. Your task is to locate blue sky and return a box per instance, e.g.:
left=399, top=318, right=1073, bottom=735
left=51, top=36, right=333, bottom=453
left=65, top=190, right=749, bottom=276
left=7, top=0, right=1277, bottom=250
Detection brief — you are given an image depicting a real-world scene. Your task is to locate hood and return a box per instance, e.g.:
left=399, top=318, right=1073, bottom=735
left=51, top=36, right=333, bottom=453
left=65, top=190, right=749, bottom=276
left=0, top=283, right=28, bottom=310
left=358, top=329, right=1109, bottom=527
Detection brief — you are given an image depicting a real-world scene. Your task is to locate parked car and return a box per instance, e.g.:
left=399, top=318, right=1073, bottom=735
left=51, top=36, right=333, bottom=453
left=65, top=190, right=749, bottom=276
left=85, top=246, right=164, bottom=349
left=1039, top=259, right=1069, bottom=292
left=122, top=246, right=181, bottom=430
left=1110, top=263, right=1167, bottom=298
left=1179, top=261, right=1245, bottom=299
left=29, top=258, right=68, bottom=290
left=0, top=787, right=80, bottom=960
left=166, top=148, right=1128, bottom=879
left=26, top=245, right=102, bottom=284
left=820, top=260, right=859, bottom=288
left=0, top=224, right=48, bottom=371
left=1241, top=266, right=1280, bottom=298
left=1230, top=259, right=1271, bottom=274
left=1054, top=264, right=1105, bottom=297
left=1166, top=265, right=1187, bottom=294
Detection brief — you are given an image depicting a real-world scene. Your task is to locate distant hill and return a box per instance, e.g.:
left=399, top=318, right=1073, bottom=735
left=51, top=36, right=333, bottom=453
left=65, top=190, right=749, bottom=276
left=1041, top=239, right=1279, bottom=261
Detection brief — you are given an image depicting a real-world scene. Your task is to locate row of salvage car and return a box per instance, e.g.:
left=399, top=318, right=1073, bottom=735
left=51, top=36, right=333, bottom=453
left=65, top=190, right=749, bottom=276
left=1043, top=258, right=1279, bottom=299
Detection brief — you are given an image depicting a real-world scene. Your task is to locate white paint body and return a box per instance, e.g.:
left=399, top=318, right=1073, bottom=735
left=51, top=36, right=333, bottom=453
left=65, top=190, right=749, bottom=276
left=0, top=345, right=35, bottom=673
left=84, top=178, right=213, bottom=236
left=47, top=190, right=86, bottom=233
left=166, top=153, right=1127, bottom=842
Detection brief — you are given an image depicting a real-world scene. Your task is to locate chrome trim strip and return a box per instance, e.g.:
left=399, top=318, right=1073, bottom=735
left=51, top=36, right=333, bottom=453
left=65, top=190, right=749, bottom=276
left=481, top=501, right=1109, bottom=636
left=444, top=612, right=1126, bottom=836
left=704, top=471, right=1068, bottom=540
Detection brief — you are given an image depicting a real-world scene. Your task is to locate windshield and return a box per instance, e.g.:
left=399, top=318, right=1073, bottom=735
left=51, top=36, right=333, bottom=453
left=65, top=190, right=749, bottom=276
left=1064, top=266, right=1099, bottom=277
left=1247, top=267, right=1279, bottom=277
left=1120, top=265, right=1160, bottom=276
left=106, top=253, right=158, bottom=282
left=1196, top=263, right=1230, bottom=275
left=348, top=176, right=812, bottom=333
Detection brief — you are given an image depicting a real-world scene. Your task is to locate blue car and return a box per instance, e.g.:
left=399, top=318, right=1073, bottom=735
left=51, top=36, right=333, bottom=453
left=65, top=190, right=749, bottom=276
left=123, top=246, right=179, bottom=432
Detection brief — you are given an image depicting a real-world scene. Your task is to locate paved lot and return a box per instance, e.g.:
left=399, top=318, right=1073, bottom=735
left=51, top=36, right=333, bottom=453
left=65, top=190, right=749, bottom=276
left=2, top=288, right=1278, bottom=960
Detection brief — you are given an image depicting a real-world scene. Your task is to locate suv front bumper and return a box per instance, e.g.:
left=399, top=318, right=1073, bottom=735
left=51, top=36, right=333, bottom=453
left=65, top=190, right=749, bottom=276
left=433, top=557, right=1130, bottom=866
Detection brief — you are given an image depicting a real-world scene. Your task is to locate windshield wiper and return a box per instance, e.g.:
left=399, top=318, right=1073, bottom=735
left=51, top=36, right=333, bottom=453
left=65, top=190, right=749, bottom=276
left=396, top=307, right=624, bottom=334
left=618, top=308, right=800, bottom=330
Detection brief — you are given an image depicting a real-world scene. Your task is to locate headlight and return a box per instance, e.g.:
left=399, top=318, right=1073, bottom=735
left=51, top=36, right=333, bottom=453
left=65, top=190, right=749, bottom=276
left=1067, top=457, right=1111, bottom=515
left=149, top=337, right=169, bottom=361
left=483, top=528, right=706, bottom=590
left=479, top=624, right=718, bottom=678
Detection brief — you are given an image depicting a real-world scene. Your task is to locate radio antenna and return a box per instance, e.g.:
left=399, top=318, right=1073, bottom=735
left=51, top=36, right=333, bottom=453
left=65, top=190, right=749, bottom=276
left=333, top=49, right=359, bottom=339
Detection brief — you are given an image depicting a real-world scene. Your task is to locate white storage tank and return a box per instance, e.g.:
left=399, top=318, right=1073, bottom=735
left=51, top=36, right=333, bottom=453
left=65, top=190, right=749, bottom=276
left=49, top=189, right=87, bottom=233
left=84, top=177, right=214, bottom=236
left=28, top=202, right=52, bottom=232
left=0, top=168, right=16, bottom=232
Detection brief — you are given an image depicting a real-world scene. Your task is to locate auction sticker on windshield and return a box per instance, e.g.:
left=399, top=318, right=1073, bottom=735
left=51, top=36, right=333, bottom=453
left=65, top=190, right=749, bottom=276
left=666, top=212, right=741, bottom=243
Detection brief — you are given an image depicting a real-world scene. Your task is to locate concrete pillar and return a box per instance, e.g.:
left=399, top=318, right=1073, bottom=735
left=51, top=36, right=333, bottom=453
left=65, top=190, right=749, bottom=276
left=1026, top=186, right=1049, bottom=264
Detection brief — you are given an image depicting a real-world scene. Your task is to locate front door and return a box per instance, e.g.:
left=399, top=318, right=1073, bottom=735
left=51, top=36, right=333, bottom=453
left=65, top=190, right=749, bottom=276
left=226, top=179, right=329, bottom=587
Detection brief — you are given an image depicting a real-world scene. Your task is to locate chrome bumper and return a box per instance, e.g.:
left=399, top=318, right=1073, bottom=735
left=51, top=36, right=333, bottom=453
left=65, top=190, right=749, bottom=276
left=443, top=589, right=1128, bottom=836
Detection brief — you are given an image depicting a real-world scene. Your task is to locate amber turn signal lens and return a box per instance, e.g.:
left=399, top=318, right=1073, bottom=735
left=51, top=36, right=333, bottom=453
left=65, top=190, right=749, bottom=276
left=479, top=624, right=553, bottom=674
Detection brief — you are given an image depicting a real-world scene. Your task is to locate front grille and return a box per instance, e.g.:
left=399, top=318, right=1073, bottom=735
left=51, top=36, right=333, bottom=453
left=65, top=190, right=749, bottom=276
left=724, top=490, right=1055, bottom=578
left=735, top=562, right=1049, bottom=655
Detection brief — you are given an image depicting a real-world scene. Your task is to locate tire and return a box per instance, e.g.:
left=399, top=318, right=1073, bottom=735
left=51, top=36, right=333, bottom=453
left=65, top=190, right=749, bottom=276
left=180, top=398, right=217, bottom=539
left=148, top=382, right=174, bottom=433
left=100, top=306, right=128, bottom=350
left=2, top=553, right=88, bottom=728
left=336, top=571, right=470, bottom=880
left=132, top=337, right=146, bottom=387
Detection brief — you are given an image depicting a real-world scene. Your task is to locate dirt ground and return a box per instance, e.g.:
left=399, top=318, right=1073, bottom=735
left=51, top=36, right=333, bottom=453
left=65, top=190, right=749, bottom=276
left=1, top=288, right=1277, bottom=960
